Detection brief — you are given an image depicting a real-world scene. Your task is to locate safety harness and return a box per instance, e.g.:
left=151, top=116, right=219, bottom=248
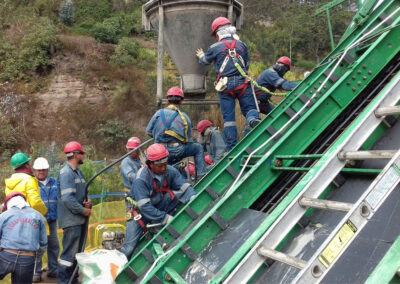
left=217, top=39, right=249, bottom=99
left=153, top=178, right=174, bottom=199
left=127, top=168, right=175, bottom=229
left=125, top=197, right=145, bottom=229
left=160, top=105, right=189, bottom=143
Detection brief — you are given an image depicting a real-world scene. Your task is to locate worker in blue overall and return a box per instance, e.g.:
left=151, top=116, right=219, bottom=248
left=146, top=87, right=207, bottom=177
left=120, top=143, right=196, bottom=259
left=57, top=141, right=92, bottom=284
left=255, top=56, right=298, bottom=115
left=196, top=17, right=260, bottom=150
left=197, top=119, right=227, bottom=164
left=120, top=137, right=143, bottom=191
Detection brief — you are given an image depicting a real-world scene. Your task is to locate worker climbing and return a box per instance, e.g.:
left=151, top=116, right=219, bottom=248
left=120, top=143, right=196, bottom=259
left=197, top=119, right=227, bottom=164
left=146, top=87, right=207, bottom=177
left=196, top=16, right=260, bottom=150
left=255, top=56, right=298, bottom=114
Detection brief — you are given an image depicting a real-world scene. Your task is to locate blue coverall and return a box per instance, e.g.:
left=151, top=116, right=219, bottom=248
left=147, top=105, right=207, bottom=176
left=198, top=36, right=259, bottom=150
left=120, top=165, right=196, bottom=259
left=256, top=68, right=298, bottom=114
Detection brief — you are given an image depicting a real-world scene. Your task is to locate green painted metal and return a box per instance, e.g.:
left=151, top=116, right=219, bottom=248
left=117, top=1, right=400, bottom=282
left=275, top=154, right=324, bottom=160
left=164, top=267, right=187, bottom=284
left=366, top=236, right=400, bottom=284
left=271, top=165, right=381, bottom=175
left=211, top=69, right=400, bottom=283
left=315, top=0, right=349, bottom=15
left=315, top=0, right=348, bottom=50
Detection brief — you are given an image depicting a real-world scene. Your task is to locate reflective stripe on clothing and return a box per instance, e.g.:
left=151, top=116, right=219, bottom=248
left=59, top=258, right=74, bottom=267
left=60, top=188, right=76, bottom=195
left=138, top=198, right=151, bottom=207
left=224, top=121, right=236, bottom=127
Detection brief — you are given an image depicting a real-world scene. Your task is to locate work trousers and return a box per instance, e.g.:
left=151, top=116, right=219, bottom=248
left=34, top=220, right=59, bottom=276
left=219, top=76, right=259, bottom=150
left=58, top=224, right=85, bottom=284
left=0, top=250, right=35, bottom=284
left=166, top=143, right=207, bottom=176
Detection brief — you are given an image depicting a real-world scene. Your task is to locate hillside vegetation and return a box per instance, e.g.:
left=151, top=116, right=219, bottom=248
left=0, top=0, right=355, bottom=160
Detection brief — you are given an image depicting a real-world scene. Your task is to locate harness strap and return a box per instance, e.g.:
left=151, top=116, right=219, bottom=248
left=216, top=39, right=243, bottom=83
left=152, top=178, right=174, bottom=200
left=161, top=105, right=189, bottom=143
left=223, top=78, right=249, bottom=99
left=132, top=209, right=146, bottom=229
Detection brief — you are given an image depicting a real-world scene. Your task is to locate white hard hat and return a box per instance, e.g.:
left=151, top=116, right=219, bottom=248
left=33, top=157, right=50, bottom=170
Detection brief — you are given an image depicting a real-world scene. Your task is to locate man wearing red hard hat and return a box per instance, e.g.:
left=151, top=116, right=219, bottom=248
left=57, top=141, right=91, bottom=284
left=120, top=143, right=196, bottom=259
left=146, top=87, right=207, bottom=178
left=120, top=137, right=143, bottom=191
left=196, top=17, right=260, bottom=150
left=255, top=56, right=299, bottom=115
left=197, top=119, right=227, bottom=164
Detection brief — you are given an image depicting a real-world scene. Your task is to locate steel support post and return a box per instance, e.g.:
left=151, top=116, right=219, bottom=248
left=156, top=1, right=164, bottom=107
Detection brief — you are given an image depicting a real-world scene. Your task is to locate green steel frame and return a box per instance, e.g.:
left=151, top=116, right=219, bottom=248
left=366, top=236, right=400, bottom=284
left=117, top=1, right=400, bottom=283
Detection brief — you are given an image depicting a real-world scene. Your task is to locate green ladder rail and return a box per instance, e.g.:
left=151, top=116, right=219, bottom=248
left=366, top=236, right=400, bottom=284
left=220, top=70, right=400, bottom=283
left=117, top=1, right=400, bottom=282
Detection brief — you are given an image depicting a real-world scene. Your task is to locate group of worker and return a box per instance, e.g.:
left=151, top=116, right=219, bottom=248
left=0, top=142, right=89, bottom=284
left=0, top=15, right=299, bottom=283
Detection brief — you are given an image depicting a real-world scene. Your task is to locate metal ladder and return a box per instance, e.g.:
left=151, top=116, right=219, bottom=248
left=223, top=71, right=400, bottom=283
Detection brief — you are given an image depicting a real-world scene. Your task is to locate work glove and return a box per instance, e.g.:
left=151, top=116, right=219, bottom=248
left=163, top=214, right=174, bottom=225
left=195, top=48, right=205, bottom=59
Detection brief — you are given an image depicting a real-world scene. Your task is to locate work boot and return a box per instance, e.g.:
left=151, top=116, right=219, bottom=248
left=249, top=118, right=261, bottom=128
left=32, top=274, right=41, bottom=283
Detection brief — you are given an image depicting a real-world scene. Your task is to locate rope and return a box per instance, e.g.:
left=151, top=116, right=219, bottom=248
left=234, top=62, right=287, bottom=97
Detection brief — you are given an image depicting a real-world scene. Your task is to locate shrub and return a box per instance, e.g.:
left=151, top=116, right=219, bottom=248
left=91, top=21, right=118, bottom=44
left=59, top=0, right=74, bottom=26
left=0, top=17, right=58, bottom=81
left=110, top=37, right=140, bottom=66
left=0, top=121, right=18, bottom=155
left=94, top=119, right=131, bottom=151
left=295, top=58, right=317, bottom=69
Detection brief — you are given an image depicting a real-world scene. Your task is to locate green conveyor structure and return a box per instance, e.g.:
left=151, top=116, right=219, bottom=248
left=117, top=1, right=400, bottom=283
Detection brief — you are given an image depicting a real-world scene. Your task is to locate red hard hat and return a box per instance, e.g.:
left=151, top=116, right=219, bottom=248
left=126, top=137, right=141, bottom=149
left=205, top=155, right=214, bottom=165
left=211, top=17, right=231, bottom=36
left=197, top=120, right=213, bottom=134
left=64, top=141, right=85, bottom=154
left=3, top=191, right=26, bottom=211
left=147, top=143, right=169, bottom=162
left=166, top=87, right=184, bottom=99
left=277, top=56, right=291, bottom=69
left=185, top=163, right=195, bottom=176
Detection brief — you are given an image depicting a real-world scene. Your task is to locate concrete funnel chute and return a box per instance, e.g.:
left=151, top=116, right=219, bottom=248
left=143, top=0, right=243, bottom=100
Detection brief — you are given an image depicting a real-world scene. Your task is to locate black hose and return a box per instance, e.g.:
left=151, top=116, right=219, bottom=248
left=67, top=138, right=154, bottom=284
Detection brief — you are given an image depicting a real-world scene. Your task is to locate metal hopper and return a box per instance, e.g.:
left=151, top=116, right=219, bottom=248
left=142, top=0, right=243, bottom=103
